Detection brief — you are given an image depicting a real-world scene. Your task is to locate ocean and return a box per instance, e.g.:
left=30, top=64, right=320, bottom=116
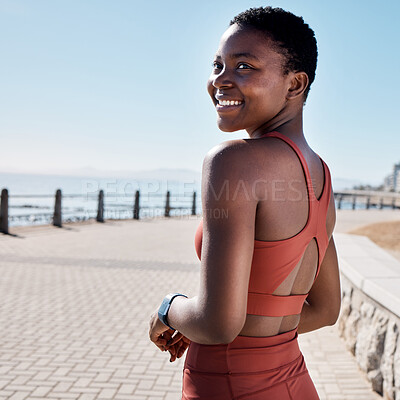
left=0, top=172, right=202, bottom=227
left=0, top=172, right=372, bottom=227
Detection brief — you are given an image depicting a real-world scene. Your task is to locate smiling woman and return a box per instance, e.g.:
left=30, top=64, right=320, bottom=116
left=149, top=6, right=340, bottom=400
left=208, top=25, right=297, bottom=134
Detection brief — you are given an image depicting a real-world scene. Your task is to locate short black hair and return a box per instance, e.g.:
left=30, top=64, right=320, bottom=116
left=230, top=7, right=318, bottom=101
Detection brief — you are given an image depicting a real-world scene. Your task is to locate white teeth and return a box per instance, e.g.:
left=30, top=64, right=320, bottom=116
left=218, top=100, right=242, bottom=106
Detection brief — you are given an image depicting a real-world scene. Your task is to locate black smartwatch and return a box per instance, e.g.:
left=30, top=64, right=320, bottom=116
left=158, top=293, right=188, bottom=330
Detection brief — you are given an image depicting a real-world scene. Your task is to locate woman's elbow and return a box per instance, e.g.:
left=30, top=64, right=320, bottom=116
left=207, top=330, right=239, bottom=345
left=326, top=300, right=341, bottom=326
left=201, top=317, right=244, bottom=344
left=326, top=313, right=339, bottom=327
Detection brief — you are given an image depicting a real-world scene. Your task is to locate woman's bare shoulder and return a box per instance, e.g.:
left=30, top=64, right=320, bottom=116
left=203, top=138, right=278, bottom=173
left=204, top=138, right=249, bottom=158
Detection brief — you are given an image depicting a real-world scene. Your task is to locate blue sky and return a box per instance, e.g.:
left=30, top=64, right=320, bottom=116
left=1, top=0, right=399, bottom=185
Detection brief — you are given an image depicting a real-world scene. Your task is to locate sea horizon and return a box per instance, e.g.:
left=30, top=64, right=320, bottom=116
left=0, top=171, right=202, bottom=227
left=0, top=171, right=389, bottom=227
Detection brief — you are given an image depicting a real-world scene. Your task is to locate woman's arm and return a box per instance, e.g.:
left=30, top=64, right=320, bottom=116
left=160, top=141, right=259, bottom=344
left=297, top=235, right=341, bottom=334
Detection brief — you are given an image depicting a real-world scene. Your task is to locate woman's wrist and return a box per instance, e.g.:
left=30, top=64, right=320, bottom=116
left=165, top=294, right=193, bottom=336
left=158, top=293, right=188, bottom=330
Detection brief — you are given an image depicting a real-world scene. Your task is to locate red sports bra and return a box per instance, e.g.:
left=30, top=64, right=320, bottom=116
left=194, top=131, right=332, bottom=317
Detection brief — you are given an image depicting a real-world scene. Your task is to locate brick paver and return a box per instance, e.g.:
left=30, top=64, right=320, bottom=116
left=0, top=216, right=382, bottom=399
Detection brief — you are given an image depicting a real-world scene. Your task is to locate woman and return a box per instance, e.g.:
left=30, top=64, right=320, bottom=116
left=149, top=6, right=341, bottom=400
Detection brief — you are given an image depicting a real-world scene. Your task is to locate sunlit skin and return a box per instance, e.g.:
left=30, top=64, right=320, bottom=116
left=149, top=23, right=340, bottom=361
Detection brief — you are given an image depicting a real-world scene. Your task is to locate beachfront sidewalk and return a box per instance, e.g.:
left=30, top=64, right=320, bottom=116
left=0, top=216, right=382, bottom=400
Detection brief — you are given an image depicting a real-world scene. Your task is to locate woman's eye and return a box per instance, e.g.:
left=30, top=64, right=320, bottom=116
left=237, top=63, right=251, bottom=69
left=212, top=62, right=222, bottom=70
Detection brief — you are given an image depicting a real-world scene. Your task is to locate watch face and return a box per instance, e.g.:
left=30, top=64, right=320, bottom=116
left=158, top=296, right=172, bottom=325
left=159, top=298, right=170, bottom=315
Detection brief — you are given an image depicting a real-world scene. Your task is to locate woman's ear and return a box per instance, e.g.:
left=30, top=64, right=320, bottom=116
left=286, top=72, right=309, bottom=100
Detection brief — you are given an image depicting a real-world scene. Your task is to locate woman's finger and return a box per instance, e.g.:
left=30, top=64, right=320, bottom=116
left=181, top=336, right=191, bottom=345
left=166, top=331, right=183, bottom=347
left=177, top=341, right=190, bottom=358
left=168, top=339, right=183, bottom=362
left=177, top=347, right=186, bottom=358
left=168, top=347, right=177, bottom=362
left=154, top=338, right=168, bottom=352
left=168, top=346, right=175, bottom=355
left=162, top=330, right=174, bottom=342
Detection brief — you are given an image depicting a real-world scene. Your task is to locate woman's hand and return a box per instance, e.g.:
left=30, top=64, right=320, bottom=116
left=149, top=310, right=173, bottom=351
left=149, top=310, right=191, bottom=361
left=165, top=332, right=191, bottom=362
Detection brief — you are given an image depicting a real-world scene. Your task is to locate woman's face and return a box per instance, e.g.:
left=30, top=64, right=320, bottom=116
left=207, top=24, right=293, bottom=134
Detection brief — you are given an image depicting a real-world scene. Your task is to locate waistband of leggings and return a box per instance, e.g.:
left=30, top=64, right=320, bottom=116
left=185, top=327, right=301, bottom=374
left=229, top=327, right=298, bottom=349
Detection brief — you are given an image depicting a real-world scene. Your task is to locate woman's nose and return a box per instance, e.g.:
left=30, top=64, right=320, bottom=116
left=212, top=68, right=234, bottom=89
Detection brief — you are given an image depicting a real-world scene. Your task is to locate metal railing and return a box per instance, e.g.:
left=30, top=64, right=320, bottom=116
left=0, top=188, right=198, bottom=234
left=2, top=187, right=399, bottom=234
left=333, top=190, right=400, bottom=210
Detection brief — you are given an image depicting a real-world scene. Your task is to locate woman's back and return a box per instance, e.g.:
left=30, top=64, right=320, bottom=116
left=194, top=131, right=336, bottom=337
left=186, top=130, right=337, bottom=399
left=240, top=132, right=336, bottom=336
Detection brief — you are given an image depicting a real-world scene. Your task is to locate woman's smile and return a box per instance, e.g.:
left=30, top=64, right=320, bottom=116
left=215, top=97, right=244, bottom=111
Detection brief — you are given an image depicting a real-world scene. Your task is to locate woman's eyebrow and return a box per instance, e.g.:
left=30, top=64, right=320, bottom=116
left=215, top=52, right=260, bottom=61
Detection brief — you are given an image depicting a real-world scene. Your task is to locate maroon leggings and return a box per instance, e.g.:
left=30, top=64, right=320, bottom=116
left=182, top=328, right=319, bottom=400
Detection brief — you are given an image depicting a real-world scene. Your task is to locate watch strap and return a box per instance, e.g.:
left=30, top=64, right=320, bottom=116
left=158, top=293, right=188, bottom=330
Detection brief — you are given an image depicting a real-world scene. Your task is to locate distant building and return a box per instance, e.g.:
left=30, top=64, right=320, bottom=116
left=384, top=173, right=394, bottom=191
left=395, top=163, right=400, bottom=192
left=384, top=162, right=400, bottom=192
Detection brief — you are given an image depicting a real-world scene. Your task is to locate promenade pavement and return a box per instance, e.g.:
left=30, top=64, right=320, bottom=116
left=1, top=210, right=397, bottom=399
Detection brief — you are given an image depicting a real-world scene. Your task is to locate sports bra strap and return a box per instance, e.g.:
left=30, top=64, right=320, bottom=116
left=247, top=292, right=308, bottom=317
left=260, top=131, right=317, bottom=202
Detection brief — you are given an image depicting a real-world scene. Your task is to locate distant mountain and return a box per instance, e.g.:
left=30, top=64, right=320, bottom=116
left=70, top=167, right=202, bottom=182
left=0, top=166, right=202, bottom=182
left=332, top=177, right=377, bottom=191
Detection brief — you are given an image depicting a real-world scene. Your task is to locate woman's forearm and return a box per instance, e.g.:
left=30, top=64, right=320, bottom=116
left=168, top=297, right=337, bottom=339
left=165, top=295, right=233, bottom=344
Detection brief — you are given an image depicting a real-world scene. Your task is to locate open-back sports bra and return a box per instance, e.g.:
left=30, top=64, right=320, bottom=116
left=194, top=131, right=332, bottom=317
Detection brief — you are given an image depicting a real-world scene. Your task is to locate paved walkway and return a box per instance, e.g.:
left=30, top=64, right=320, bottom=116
left=0, top=211, right=393, bottom=399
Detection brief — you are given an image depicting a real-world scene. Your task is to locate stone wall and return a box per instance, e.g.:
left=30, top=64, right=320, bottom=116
left=339, top=275, right=399, bottom=398
left=335, top=233, right=400, bottom=400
